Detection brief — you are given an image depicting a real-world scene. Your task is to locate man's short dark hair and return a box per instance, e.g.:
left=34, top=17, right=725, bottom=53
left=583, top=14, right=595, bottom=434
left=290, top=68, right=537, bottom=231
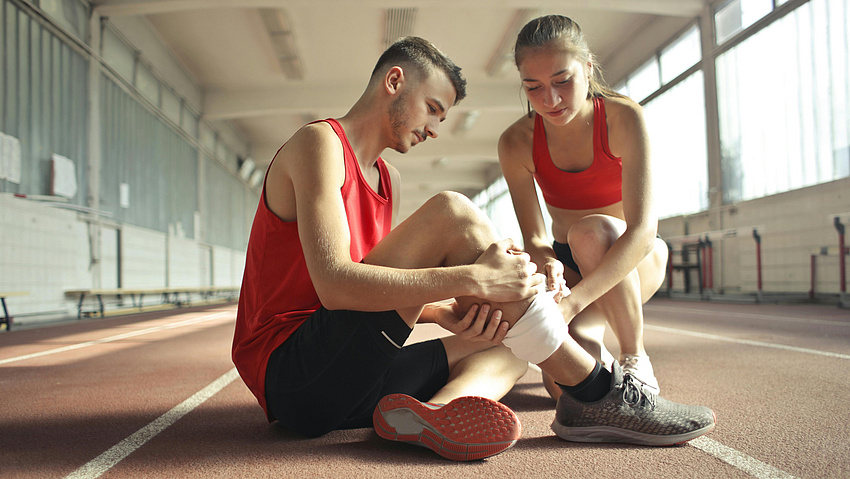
left=370, top=36, right=467, bottom=104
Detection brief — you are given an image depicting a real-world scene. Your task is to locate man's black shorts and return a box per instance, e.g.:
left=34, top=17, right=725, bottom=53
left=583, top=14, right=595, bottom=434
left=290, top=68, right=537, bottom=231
left=265, top=307, right=449, bottom=437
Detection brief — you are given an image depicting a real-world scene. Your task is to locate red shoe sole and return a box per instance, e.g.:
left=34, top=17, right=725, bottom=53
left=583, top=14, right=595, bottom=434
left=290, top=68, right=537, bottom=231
left=373, top=393, right=521, bottom=461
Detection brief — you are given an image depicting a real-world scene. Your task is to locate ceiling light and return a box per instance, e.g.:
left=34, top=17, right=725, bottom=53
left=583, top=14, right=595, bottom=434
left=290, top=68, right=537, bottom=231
left=453, top=110, right=480, bottom=135
left=486, top=9, right=540, bottom=77
left=239, top=158, right=255, bottom=180
left=384, top=8, right=417, bottom=49
left=249, top=169, right=265, bottom=189
left=260, top=8, right=303, bottom=80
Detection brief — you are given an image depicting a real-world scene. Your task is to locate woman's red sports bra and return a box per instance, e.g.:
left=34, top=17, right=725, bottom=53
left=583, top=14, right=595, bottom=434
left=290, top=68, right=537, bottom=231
left=532, top=96, right=622, bottom=210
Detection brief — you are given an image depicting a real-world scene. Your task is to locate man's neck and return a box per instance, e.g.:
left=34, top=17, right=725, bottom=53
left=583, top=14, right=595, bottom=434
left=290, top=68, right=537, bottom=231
left=337, top=98, right=388, bottom=170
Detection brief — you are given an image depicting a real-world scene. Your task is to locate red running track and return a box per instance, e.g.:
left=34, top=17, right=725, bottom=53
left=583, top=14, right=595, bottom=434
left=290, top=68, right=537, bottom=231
left=1, top=299, right=849, bottom=478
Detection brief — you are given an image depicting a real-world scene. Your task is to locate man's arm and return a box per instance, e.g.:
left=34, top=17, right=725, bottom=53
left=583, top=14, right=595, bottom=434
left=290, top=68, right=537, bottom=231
left=269, top=122, right=541, bottom=313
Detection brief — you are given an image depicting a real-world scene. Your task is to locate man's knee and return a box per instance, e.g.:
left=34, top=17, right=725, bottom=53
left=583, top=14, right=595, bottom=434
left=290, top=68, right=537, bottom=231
left=423, top=191, right=496, bottom=259
left=426, top=191, right=490, bottom=228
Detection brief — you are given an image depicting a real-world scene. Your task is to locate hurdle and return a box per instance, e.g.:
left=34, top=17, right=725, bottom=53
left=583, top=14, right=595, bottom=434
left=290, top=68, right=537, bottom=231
left=809, top=214, right=850, bottom=308
left=665, top=225, right=764, bottom=300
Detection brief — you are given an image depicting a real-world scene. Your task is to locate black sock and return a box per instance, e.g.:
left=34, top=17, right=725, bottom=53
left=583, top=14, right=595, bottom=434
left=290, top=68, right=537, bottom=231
left=557, top=362, right=612, bottom=403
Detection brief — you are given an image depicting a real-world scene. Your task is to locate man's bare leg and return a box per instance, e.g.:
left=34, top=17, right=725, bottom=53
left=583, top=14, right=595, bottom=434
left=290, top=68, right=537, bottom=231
left=363, top=191, right=532, bottom=402
left=543, top=306, right=610, bottom=399
left=365, top=191, right=597, bottom=392
left=368, top=192, right=715, bottom=453
left=430, top=335, right=528, bottom=404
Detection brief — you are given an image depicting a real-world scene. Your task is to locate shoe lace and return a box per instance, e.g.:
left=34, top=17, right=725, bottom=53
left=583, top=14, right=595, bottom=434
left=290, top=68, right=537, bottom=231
left=621, top=356, right=640, bottom=369
left=621, top=373, right=656, bottom=410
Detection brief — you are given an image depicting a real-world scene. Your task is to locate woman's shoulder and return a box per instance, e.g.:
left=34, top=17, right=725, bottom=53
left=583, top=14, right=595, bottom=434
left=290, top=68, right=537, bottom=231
left=600, top=95, right=642, bottom=117
left=499, top=114, right=535, bottom=149
left=498, top=114, right=536, bottom=168
left=599, top=95, right=645, bottom=135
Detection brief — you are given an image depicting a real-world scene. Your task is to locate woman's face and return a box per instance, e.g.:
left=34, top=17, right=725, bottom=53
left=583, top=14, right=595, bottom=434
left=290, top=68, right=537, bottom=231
left=517, top=45, right=591, bottom=126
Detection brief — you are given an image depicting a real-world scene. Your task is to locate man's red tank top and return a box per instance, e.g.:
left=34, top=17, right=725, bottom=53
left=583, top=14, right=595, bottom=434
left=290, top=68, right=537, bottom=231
left=231, top=118, right=393, bottom=417
left=532, top=96, right=622, bottom=210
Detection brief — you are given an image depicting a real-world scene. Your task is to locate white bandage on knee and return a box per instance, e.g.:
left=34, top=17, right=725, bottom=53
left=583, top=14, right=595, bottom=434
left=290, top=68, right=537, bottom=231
left=502, top=290, right=570, bottom=365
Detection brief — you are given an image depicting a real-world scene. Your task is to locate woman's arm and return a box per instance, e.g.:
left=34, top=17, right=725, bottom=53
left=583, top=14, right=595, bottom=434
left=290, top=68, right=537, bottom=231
left=498, top=123, right=567, bottom=296
left=561, top=99, right=658, bottom=316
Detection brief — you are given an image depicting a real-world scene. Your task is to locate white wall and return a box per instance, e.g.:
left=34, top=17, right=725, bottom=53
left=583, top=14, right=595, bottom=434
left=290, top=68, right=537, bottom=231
left=0, top=195, right=245, bottom=325
left=212, top=245, right=246, bottom=288
left=167, top=235, right=202, bottom=288
left=0, top=195, right=92, bottom=318
left=121, top=224, right=167, bottom=289
left=659, top=177, right=850, bottom=296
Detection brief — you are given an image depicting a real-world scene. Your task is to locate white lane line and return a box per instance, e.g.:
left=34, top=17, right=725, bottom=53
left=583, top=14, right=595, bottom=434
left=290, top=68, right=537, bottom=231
left=645, top=304, right=850, bottom=327
left=645, top=325, right=850, bottom=360
left=690, top=437, right=798, bottom=479
left=65, top=368, right=240, bottom=479
left=0, top=312, right=233, bottom=366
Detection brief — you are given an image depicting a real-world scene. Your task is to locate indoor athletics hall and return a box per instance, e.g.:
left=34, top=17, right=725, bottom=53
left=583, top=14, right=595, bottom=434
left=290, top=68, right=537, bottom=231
left=1, top=0, right=849, bottom=477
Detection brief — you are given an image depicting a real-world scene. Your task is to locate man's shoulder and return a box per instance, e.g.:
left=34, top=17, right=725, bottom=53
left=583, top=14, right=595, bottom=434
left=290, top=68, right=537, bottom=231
left=272, top=121, right=344, bottom=171
left=285, top=121, right=340, bottom=154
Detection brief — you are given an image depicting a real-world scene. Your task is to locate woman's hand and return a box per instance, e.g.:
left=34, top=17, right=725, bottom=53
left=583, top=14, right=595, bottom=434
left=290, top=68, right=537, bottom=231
left=432, top=300, right=509, bottom=344
left=556, top=293, right=580, bottom=325
left=544, top=257, right=571, bottom=303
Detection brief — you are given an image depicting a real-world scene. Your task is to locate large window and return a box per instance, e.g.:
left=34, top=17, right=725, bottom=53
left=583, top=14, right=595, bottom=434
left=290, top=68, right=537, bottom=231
left=715, top=0, right=775, bottom=44
left=644, top=71, right=709, bottom=218
left=660, top=25, right=701, bottom=84
left=626, top=58, right=661, bottom=103
left=619, top=24, right=707, bottom=219
left=717, top=0, right=850, bottom=203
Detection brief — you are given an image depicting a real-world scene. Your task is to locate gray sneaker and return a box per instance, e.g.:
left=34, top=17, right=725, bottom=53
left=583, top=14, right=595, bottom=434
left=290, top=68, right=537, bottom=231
left=552, top=362, right=715, bottom=446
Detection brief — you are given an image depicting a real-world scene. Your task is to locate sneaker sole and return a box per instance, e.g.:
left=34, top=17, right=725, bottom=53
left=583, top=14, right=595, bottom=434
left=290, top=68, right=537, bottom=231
left=551, top=410, right=716, bottom=447
left=373, top=393, right=521, bottom=461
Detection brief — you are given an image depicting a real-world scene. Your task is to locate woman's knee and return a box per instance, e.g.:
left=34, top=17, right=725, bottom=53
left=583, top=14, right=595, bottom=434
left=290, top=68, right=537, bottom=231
left=567, top=215, right=621, bottom=266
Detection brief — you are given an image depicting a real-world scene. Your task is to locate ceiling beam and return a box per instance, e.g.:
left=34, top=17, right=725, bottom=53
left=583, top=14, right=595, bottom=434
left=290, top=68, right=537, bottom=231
left=95, top=0, right=703, bottom=18
left=384, top=139, right=501, bottom=160
left=204, top=83, right=523, bottom=120
left=252, top=139, right=501, bottom=167
left=203, top=85, right=363, bottom=120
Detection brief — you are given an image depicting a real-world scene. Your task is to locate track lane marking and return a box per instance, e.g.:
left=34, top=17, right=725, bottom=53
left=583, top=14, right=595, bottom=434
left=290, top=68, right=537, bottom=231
left=690, top=437, right=798, bottom=479
left=64, top=368, right=239, bottom=479
left=645, top=324, right=850, bottom=359
left=0, top=311, right=233, bottom=366
left=644, top=304, right=850, bottom=327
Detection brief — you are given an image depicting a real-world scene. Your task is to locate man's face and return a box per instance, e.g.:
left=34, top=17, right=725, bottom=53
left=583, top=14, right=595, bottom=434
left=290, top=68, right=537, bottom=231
left=388, top=69, right=457, bottom=153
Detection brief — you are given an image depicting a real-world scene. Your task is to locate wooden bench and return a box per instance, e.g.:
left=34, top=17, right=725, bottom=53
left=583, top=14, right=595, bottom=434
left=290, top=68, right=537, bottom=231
left=1, top=291, right=29, bottom=331
left=65, top=286, right=239, bottom=318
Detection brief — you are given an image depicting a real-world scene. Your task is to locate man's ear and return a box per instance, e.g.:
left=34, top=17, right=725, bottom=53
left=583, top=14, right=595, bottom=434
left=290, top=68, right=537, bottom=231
left=384, top=66, right=405, bottom=96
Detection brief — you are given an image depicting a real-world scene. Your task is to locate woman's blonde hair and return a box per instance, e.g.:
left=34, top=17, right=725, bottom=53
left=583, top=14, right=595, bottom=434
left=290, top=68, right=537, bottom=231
left=514, top=15, right=625, bottom=101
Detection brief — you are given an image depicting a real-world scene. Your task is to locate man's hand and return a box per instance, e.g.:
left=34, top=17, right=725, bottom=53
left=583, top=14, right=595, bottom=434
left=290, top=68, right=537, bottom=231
left=473, top=239, right=545, bottom=302
left=431, top=300, right=509, bottom=344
